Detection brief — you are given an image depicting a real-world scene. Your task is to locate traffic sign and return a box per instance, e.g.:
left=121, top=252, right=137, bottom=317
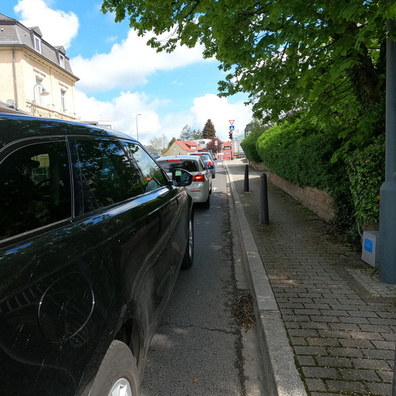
left=229, top=125, right=235, bottom=131
left=229, top=120, right=235, bottom=125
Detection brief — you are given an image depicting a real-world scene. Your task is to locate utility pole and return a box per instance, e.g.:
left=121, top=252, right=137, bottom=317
left=379, top=13, right=396, bottom=284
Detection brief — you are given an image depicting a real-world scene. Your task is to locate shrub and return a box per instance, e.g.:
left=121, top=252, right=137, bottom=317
left=346, top=136, right=385, bottom=228
left=256, top=116, right=342, bottom=190
left=240, top=126, right=263, bottom=163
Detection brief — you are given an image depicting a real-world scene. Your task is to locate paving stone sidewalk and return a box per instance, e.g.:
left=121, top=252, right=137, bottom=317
left=227, top=159, right=396, bottom=396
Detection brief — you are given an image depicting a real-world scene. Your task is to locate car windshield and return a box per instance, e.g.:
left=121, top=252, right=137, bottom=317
left=157, top=159, right=199, bottom=173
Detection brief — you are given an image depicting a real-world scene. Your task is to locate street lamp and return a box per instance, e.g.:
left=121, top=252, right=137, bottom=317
left=33, top=83, right=50, bottom=103
left=135, top=113, right=141, bottom=140
left=32, top=83, right=50, bottom=115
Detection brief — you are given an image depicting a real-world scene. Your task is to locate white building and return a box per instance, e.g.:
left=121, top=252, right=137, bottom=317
left=0, top=13, right=79, bottom=120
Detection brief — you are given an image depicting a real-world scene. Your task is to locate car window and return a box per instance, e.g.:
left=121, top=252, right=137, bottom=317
left=157, top=159, right=199, bottom=173
left=75, top=139, right=143, bottom=212
left=191, top=153, right=211, bottom=161
left=124, top=143, right=168, bottom=192
left=0, top=141, right=71, bottom=240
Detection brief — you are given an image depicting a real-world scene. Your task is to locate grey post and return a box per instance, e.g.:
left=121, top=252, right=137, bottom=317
left=379, top=14, right=396, bottom=284
left=259, top=173, right=269, bottom=224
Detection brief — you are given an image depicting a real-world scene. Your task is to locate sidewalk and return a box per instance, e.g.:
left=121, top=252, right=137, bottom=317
left=226, top=159, right=396, bottom=396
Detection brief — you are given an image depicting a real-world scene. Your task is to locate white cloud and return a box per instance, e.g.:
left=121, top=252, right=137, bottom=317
left=13, top=0, right=253, bottom=145
left=71, top=29, right=209, bottom=92
left=75, top=90, right=162, bottom=137
left=14, top=0, right=79, bottom=49
left=190, top=94, right=252, bottom=140
left=75, top=91, right=251, bottom=144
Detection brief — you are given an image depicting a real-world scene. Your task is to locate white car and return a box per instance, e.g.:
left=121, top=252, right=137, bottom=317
left=157, top=155, right=213, bottom=208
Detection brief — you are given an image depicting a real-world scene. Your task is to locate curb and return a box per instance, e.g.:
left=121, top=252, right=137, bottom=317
left=226, top=163, right=307, bottom=396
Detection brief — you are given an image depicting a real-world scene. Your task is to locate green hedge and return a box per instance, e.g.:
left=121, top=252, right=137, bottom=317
left=256, top=117, right=342, bottom=190
left=240, top=128, right=262, bottom=163
left=346, top=136, right=384, bottom=228
left=241, top=114, right=385, bottom=241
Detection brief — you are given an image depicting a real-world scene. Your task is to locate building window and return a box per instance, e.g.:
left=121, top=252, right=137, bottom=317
left=34, top=36, right=42, bottom=53
left=59, top=54, right=65, bottom=68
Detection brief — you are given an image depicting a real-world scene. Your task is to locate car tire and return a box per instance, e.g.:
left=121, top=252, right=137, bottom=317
left=202, top=194, right=210, bottom=209
left=89, top=340, right=139, bottom=396
left=181, top=216, right=194, bottom=269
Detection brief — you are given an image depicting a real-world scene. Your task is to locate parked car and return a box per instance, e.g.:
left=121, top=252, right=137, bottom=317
left=0, top=112, right=195, bottom=396
left=157, top=155, right=212, bottom=208
left=198, top=149, right=216, bottom=161
left=189, top=152, right=216, bottom=178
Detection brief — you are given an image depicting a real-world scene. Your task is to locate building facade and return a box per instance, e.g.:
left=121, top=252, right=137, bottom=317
left=0, top=13, right=79, bottom=120
left=162, top=140, right=203, bottom=156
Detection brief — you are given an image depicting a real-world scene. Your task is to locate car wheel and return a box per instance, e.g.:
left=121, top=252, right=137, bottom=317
left=89, top=340, right=139, bottom=396
left=181, top=216, right=194, bottom=269
left=202, top=194, right=210, bottom=209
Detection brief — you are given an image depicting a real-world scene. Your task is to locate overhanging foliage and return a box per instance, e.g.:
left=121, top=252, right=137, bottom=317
left=101, top=0, right=394, bottom=124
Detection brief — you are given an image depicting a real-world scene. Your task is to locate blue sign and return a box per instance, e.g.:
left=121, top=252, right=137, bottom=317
left=229, top=125, right=235, bottom=131
left=364, top=238, right=373, bottom=253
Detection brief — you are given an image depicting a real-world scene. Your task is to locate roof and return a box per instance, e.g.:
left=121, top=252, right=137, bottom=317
left=0, top=13, right=78, bottom=80
left=174, top=141, right=202, bottom=152
left=0, top=100, right=28, bottom=114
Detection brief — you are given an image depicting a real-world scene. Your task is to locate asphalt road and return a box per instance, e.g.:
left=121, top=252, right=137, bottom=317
left=140, top=162, right=265, bottom=396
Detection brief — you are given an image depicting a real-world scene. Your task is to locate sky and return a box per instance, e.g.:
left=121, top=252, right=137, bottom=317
left=2, top=0, right=253, bottom=145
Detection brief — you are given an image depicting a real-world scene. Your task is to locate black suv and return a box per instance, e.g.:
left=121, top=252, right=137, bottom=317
left=0, top=113, right=194, bottom=395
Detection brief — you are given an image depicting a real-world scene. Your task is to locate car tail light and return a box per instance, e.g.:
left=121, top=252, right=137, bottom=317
left=192, top=174, right=205, bottom=182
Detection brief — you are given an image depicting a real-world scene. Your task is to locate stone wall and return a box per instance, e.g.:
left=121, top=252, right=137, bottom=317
left=250, top=161, right=335, bottom=222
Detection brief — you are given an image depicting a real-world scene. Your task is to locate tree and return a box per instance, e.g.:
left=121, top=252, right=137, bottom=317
left=101, top=0, right=394, bottom=128
left=179, top=125, right=202, bottom=141
left=202, top=119, right=216, bottom=139
left=207, top=137, right=222, bottom=155
left=148, top=134, right=169, bottom=152
left=191, top=129, right=203, bottom=139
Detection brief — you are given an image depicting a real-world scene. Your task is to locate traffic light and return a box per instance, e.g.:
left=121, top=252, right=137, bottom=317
left=229, top=131, right=233, bottom=140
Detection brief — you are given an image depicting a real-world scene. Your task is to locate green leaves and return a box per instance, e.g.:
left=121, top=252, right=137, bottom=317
left=340, top=3, right=361, bottom=21
left=346, top=136, right=385, bottom=227
left=101, top=0, right=387, bottom=154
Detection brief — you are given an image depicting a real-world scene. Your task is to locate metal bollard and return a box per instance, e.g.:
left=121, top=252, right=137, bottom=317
left=259, top=173, right=269, bottom=224
left=244, top=164, right=249, bottom=192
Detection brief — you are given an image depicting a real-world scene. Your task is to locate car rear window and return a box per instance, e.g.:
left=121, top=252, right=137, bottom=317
left=191, top=153, right=210, bottom=161
left=157, top=159, right=199, bottom=173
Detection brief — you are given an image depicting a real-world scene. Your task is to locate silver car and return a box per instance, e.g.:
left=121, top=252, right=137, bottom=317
left=157, top=155, right=213, bottom=208
left=189, top=152, right=216, bottom=178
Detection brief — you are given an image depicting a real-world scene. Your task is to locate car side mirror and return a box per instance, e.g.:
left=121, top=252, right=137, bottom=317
left=171, top=168, right=193, bottom=186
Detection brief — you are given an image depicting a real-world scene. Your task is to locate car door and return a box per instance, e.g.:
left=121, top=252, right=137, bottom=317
left=0, top=138, right=122, bottom=395
left=124, top=143, right=190, bottom=319
left=122, top=142, right=191, bottom=337
left=71, top=137, right=188, bottom=352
